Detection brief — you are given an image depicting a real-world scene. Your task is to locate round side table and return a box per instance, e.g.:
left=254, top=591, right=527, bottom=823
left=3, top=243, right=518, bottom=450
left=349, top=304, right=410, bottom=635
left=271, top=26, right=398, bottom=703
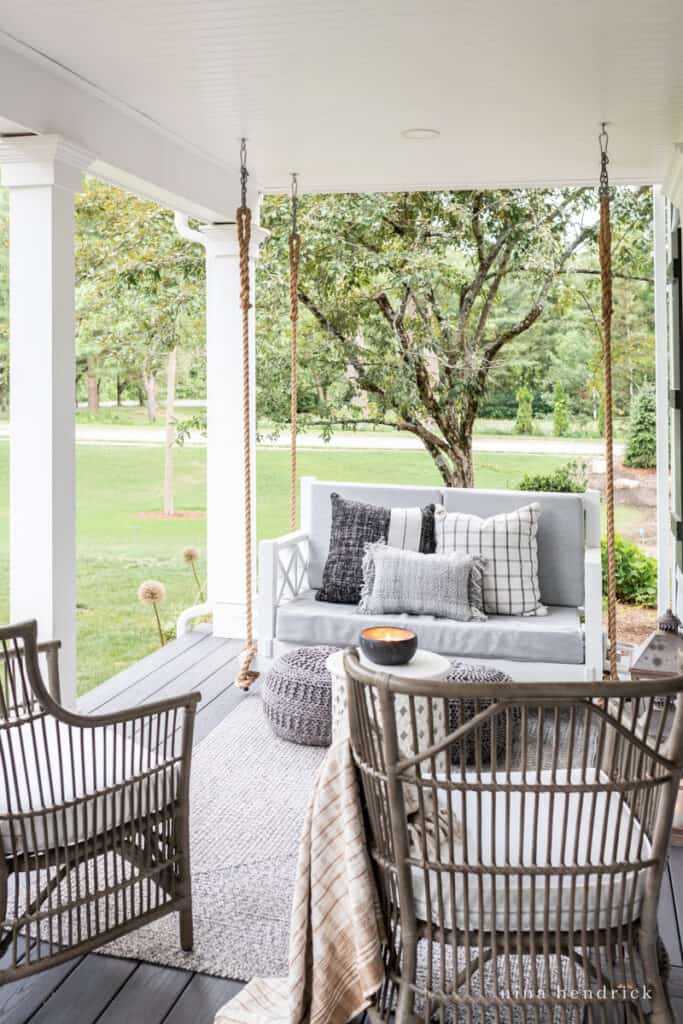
left=327, top=648, right=450, bottom=768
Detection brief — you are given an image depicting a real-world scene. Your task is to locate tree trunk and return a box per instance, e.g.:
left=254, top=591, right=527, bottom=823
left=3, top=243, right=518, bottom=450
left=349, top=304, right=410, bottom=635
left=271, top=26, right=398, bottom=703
left=116, top=375, right=123, bottom=407
left=86, top=355, right=99, bottom=413
left=142, top=368, right=157, bottom=422
left=442, top=448, right=474, bottom=488
left=421, top=433, right=474, bottom=488
left=163, top=348, right=177, bottom=516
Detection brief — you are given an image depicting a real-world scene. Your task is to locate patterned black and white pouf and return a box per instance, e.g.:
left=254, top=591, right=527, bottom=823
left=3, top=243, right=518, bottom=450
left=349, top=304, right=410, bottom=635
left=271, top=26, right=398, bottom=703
left=262, top=645, right=340, bottom=747
left=445, top=661, right=520, bottom=765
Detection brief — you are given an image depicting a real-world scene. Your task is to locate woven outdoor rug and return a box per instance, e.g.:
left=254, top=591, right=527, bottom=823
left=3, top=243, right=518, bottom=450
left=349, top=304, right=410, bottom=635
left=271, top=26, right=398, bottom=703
left=102, top=692, right=326, bottom=980
left=98, top=700, right=594, bottom=985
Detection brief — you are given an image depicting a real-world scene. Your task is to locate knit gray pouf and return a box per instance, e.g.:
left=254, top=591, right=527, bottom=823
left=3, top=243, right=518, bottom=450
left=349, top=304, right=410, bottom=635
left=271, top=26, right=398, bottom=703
left=446, top=661, right=520, bottom=766
left=262, top=646, right=339, bottom=747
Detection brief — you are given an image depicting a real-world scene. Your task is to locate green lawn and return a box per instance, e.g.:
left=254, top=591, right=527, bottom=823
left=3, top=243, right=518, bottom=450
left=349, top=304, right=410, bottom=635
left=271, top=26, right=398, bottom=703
left=0, top=443, right=640, bottom=696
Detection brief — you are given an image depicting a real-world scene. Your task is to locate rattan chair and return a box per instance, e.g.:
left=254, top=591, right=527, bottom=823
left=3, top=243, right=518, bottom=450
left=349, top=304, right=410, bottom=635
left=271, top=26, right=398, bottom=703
left=0, top=620, right=200, bottom=982
left=344, top=649, right=683, bottom=1023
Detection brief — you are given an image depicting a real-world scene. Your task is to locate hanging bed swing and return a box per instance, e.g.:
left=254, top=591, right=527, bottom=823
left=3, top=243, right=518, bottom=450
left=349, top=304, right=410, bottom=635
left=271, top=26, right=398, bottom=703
left=236, top=128, right=618, bottom=688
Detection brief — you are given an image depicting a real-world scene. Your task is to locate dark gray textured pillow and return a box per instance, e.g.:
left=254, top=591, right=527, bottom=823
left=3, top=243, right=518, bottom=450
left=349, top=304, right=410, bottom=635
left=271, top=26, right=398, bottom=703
left=316, top=493, right=435, bottom=604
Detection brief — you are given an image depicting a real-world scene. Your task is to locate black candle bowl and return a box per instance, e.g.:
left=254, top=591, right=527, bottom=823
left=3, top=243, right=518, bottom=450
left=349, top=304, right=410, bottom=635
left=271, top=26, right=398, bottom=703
left=359, top=626, right=418, bottom=667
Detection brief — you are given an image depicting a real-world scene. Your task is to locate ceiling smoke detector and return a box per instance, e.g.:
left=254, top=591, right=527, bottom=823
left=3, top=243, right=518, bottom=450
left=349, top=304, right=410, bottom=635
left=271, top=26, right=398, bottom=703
left=401, top=128, right=440, bottom=140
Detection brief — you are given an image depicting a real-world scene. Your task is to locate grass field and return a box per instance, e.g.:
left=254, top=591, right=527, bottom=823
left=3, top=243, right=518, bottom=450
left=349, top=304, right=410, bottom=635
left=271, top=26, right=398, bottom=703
left=0, top=442, right=646, bottom=696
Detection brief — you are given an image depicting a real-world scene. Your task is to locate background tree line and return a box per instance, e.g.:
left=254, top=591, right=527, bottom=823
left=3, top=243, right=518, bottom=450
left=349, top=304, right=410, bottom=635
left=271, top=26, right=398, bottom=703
left=0, top=181, right=654, bottom=488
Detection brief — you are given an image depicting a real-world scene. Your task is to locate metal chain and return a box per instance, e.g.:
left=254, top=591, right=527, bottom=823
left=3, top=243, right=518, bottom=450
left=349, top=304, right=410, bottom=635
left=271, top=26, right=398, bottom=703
left=289, top=173, right=300, bottom=531
left=236, top=140, right=258, bottom=690
left=291, top=171, right=299, bottom=237
left=599, top=123, right=610, bottom=198
left=598, top=123, right=618, bottom=679
left=240, top=137, right=249, bottom=211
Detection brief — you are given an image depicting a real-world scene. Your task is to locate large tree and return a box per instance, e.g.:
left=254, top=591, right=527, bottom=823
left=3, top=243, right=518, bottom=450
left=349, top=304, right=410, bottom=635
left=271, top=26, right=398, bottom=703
left=76, top=179, right=205, bottom=511
left=259, top=189, right=597, bottom=487
left=75, top=179, right=205, bottom=419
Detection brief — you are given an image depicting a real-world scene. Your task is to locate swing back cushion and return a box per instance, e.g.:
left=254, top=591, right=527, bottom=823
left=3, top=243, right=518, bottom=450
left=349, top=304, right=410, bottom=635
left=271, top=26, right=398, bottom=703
left=306, top=481, right=585, bottom=608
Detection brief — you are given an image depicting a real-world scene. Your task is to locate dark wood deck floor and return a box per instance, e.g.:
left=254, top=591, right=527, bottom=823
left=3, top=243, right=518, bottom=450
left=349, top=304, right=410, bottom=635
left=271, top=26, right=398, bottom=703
left=1, top=631, right=682, bottom=1022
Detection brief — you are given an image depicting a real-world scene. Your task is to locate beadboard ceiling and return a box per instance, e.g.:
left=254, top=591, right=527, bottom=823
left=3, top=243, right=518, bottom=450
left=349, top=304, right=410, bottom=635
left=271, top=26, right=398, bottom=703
left=1, top=0, right=682, bottom=194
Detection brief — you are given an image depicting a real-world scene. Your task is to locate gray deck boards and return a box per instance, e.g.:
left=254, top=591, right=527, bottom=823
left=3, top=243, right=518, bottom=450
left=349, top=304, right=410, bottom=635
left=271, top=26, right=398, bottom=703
left=1, top=632, right=682, bottom=1022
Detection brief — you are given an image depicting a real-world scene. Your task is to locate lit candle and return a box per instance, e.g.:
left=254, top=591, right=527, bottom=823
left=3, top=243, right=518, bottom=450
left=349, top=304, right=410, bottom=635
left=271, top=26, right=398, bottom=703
left=359, top=625, right=418, bottom=666
left=361, top=627, right=416, bottom=643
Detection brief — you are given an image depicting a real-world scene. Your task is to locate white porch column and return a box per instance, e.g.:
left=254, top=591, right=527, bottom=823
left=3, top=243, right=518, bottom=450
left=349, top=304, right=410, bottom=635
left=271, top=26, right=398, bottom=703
left=0, top=135, right=91, bottom=706
left=175, top=215, right=267, bottom=638
left=653, top=187, right=673, bottom=614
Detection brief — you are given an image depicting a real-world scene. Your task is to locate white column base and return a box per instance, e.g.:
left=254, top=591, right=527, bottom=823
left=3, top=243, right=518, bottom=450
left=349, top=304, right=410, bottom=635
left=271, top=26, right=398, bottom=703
left=213, top=601, right=247, bottom=640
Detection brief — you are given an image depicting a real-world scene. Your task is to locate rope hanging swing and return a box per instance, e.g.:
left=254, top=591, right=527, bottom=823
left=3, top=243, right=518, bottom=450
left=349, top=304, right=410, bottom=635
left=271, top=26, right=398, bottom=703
left=235, top=134, right=617, bottom=683
left=289, top=173, right=301, bottom=531
left=236, top=140, right=259, bottom=690
left=236, top=149, right=302, bottom=689
left=598, top=123, right=618, bottom=680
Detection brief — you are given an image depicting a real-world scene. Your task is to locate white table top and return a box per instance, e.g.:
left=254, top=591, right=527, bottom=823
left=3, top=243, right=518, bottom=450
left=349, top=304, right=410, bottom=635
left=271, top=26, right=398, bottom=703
left=326, top=647, right=449, bottom=679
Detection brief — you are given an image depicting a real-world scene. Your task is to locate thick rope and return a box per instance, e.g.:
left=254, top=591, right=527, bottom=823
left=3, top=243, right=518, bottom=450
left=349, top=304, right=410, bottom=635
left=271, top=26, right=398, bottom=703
left=289, top=231, right=301, bottom=532
left=236, top=204, right=259, bottom=690
left=599, top=178, right=619, bottom=680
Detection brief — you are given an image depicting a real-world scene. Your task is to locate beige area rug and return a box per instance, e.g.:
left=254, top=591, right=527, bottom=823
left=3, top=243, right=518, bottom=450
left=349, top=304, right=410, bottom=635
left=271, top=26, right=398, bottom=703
left=102, top=692, right=326, bottom=980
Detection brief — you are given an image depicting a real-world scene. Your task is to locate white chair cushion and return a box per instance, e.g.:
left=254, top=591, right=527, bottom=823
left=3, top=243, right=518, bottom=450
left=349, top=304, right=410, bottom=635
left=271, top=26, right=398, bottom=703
left=410, top=769, right=650, bottom=933
left=0, top=716, right=178, bottom=854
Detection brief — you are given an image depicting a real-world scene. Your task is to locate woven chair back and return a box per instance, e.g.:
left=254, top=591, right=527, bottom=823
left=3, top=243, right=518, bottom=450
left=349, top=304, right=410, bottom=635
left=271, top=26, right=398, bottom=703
left=345, top=649, right=683, bottom=1023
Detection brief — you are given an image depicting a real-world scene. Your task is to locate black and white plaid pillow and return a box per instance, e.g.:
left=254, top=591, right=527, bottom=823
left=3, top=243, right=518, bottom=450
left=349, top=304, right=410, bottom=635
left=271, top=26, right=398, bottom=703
left=316, top=493, right=435, bottom=604
left=435, top=503, right=546, bottom=616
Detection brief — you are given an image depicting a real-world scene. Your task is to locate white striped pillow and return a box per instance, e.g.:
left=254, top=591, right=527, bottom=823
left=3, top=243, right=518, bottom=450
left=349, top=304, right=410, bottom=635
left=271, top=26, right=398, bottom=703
left=434, top=503, right=546, bottom=616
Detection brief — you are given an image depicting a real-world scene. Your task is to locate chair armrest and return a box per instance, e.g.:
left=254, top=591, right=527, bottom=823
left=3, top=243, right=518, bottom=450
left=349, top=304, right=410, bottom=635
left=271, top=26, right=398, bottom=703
left=258, top=530, right=310, bottom=659
left=44, top=689, right=201, bottom=729
left=583, top=546, right=605, bottom=680
left=263, top=528, right=309, bottom=551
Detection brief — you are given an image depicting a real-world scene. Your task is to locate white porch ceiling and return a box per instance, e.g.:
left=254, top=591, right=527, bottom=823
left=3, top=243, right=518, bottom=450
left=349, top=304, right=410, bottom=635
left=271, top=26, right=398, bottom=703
left=0, top=116, right=28, bottom=134
left=0, top=0, right=682, bottom=199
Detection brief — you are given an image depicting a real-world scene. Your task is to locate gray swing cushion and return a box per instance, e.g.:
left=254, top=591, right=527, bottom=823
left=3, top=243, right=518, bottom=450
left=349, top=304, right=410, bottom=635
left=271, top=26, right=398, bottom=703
left=446, top=661, right=521, bottom=765
left=262, top=645, right=339, bottom=746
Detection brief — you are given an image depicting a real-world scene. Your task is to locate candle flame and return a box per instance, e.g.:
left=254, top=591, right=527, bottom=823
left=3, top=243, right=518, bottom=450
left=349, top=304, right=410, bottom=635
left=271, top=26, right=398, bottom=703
left=361, top=627, right=416, bottom=643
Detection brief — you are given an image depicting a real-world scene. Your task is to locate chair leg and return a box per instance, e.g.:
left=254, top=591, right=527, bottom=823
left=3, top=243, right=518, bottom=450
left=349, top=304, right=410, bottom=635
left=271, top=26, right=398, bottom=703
left=179, top=903, right=193, bottom=952
left=638, top=933, right=675, bottom=1024
left=176, top=798, right=193, bottom=952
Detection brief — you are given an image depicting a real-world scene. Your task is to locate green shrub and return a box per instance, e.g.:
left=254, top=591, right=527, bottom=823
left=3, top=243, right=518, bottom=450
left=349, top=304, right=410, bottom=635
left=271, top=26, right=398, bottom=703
left=514, top=385, right=534, bottom=435
left=624, top=383, right=656, bottom=468
left=602, top=534, right=657, bottom=607
left=552, top=381, right=569, bottom=437
left=518, top=460, right=587, bottom=493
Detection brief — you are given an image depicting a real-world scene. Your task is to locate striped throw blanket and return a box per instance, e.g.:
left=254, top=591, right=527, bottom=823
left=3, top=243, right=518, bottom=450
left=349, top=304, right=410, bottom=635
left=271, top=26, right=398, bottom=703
left=214, top=739, right=385, bottom=1024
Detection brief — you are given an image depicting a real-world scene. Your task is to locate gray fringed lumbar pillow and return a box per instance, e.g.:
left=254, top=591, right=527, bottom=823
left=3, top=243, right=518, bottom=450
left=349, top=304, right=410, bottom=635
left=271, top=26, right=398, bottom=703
left=359, top=542, right=487, bottom=622
left=316, top=493, right=436, bottom=605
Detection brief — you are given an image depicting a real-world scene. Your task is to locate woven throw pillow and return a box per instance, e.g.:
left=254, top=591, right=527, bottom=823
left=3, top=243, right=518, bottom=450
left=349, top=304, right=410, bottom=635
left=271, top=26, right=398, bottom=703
left=359, top=542, right=487, bottom=621
left=434, top=503, right=546, bottom=616
left=316, top=494, right=435, bottom=604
